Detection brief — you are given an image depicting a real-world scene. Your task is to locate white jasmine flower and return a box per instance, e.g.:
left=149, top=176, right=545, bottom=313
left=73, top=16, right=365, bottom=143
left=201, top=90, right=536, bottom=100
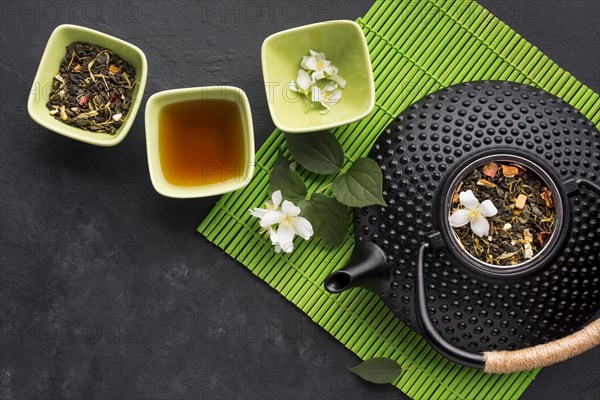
left=320, top=62, right=346, bottom=88
left=328, top=71, right=346, bottom=89
left=449, top=190, right=498, bottom=237
left=302, top=50, right=332, bottom=78
left=300, top=50, right=325, bottom=69
left=301, top=49, right=346, bottom=87
left=310, top=86, right=321, bottom=103
left=312, top=83, right=343, bottom=114
left=321, top=83, right=342, bottom=108
left=309, top=49, right=326, bottom=59
left=291, top=50, right=345, bottom=113
left=250, top=190, right=282, bottom=246
left=289, top=69, right=314, bottom=98
left=249, top=190, right=313, bottom=253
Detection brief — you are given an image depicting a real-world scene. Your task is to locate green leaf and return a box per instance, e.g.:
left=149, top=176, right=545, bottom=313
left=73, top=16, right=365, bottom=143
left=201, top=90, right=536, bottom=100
left=285, top=131, right=344, bottom=174
left=332, top=158, right=386, bottom=207
left=269, top=153, right=307, bottom=203
left=299, top=194, right=350, bottom=247
left=348, top=358, right=403, bottom=384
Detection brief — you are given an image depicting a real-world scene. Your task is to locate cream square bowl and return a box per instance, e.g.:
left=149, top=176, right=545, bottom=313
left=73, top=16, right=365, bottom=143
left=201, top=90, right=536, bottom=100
left=27, top=24, right=148, bottom=146
left=145, top=86, right=255, bottom=198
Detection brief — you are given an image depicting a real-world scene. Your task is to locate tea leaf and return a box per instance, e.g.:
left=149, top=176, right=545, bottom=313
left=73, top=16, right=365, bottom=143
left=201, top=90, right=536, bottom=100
left=452, top=190, right=460, bottom=203
left=269, top=153, right=307, bottom=203
left=299, top=194, right=350, bottom=246
left=477, top=179, right=496, bottom=188
left=497, top=250, right=519, bottom=260
left=285, top=131, right=344, bottom=174
left=349, top=358, right=403, bottom=384
left=332, top=158, right=386, bottom=207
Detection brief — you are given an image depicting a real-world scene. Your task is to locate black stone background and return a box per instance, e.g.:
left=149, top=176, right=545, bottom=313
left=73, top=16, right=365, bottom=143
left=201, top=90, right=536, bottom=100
left=0, top=1, right=598, bottom=399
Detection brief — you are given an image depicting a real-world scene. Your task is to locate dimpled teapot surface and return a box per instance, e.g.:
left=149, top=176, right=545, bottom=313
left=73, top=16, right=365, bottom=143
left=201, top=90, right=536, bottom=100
left=328, top=81, right=600, bottom=357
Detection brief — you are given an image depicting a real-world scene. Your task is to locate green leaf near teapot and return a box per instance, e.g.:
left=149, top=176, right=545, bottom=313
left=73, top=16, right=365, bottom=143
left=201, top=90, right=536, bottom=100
left=284, top=131, right=344, bottom=174
left=268, top=153, right=307, bottom=203
left=348, top=357, right=403, bottom=384
left=332, top=158, right=387, bottom=208
left=299, top=193, right=351, bottom=247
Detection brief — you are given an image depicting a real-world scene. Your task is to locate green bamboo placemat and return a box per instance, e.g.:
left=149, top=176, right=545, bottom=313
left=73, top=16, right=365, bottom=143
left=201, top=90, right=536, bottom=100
left=198, top=0, right=600, bottom=398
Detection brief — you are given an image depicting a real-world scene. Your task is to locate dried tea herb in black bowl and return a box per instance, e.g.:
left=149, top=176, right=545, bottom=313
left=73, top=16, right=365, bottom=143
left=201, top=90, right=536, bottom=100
left=450, top=162, right=557, bottom=267
left=46, top=42, right=136, bottom=134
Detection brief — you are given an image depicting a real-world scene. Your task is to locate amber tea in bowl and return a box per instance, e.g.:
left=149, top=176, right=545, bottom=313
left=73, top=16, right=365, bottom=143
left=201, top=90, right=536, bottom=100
left=145, top=87, right=255, bottom=198
left=159, top=99, right=246, bottom=186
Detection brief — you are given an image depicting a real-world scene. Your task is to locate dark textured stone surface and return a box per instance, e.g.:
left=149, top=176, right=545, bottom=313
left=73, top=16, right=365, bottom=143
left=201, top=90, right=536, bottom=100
left=0, top=1, right=598, bottom=399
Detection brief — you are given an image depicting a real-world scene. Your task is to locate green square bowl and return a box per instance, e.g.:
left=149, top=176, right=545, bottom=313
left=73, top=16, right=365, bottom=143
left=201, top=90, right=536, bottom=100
left=27, top=24, right=148, bottom=146
left=261, top=20, right=375, bottom=133
left=145, top=86, right=255, bottom=199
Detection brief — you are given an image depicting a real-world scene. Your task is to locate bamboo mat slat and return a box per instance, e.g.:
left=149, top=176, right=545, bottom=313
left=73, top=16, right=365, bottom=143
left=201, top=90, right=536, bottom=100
left=198, top=1, right=600, bottom=398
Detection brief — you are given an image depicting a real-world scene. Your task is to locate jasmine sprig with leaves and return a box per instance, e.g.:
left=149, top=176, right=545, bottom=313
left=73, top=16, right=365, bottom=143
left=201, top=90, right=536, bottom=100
left=250, top=130, right=386, bottom=251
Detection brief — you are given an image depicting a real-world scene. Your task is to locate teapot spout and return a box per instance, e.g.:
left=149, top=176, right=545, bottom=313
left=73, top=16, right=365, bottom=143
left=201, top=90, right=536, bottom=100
left=324, top=241, right=388, bottom=295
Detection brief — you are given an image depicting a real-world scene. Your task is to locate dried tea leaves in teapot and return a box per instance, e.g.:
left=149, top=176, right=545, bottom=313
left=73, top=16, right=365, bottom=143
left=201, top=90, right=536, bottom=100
left=451, top=162, right=557, bottom=266
left=46, top=42, right=136, bottom=134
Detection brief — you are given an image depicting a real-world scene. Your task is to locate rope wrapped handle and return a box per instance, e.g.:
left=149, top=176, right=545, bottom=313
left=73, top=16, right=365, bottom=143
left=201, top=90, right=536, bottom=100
left=483, top=179, right=600, bottom=373
left=483, top=319, right=600, bottom=373
left=416, top=243, right=600, bottom=373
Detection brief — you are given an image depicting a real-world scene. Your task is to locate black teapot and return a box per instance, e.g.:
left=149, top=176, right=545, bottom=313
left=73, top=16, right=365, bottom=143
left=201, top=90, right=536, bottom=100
left=324, top=81, right=600, bottom=373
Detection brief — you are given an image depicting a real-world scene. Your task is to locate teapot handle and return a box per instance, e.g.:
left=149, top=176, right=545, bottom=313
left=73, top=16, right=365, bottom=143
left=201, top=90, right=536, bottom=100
left=415, top=243, right=600, bottom=373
